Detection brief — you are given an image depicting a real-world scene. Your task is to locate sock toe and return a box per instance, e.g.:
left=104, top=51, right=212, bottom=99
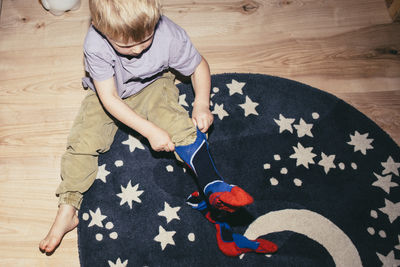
left=255, top=239, right=278, bottom=254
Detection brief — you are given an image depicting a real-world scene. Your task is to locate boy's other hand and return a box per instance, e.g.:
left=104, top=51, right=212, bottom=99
left=146, top=126, right=175, bottom=152
left=192, top=103, right=214, bottom=133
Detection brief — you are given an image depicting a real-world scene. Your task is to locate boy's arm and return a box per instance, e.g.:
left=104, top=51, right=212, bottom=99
left=191, top=56, right=213, bottom=133
left=93, top=77, right=175, bottom=152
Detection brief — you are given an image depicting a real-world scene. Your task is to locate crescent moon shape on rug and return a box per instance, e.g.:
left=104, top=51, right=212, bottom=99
left=243, top=209, right=362, bottom=267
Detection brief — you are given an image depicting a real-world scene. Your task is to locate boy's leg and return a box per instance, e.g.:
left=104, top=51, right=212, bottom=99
left=127, top=73, right=252, bottom=212
left=186, top=192, right=278, bottom=256
left=40, top=91, right=119, bottom=253
left=57, top=91, right=119, bottom=208
left=175, top=129, right=253, bottom=212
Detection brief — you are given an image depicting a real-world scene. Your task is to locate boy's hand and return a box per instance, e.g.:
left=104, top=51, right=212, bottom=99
left=145, top=125, right=175, bottom=152
left=192, top=102, right=214, bottom=133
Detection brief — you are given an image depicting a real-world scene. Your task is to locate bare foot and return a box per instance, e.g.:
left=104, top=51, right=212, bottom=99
left=39, top=204, right=79, bottom=254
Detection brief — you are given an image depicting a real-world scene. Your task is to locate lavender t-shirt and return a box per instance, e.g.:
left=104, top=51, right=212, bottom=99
left=82, top=16, right=202, bottom=98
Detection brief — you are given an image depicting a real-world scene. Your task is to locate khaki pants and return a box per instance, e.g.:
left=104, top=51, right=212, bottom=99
left=56, top=73, right=197, bottom=209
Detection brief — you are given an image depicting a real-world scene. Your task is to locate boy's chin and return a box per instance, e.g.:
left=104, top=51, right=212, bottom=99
left=120, top=52, right=142, bottom=59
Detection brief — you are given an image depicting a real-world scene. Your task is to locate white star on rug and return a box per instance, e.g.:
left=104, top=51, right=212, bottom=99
left=122, top=135, right=145, bottom=152
left=226, top=79, right=245, bottom=96
left=376, top=250, right=400, bottom=267
left=212, top=103, right=229, bottom=120
left=381, top=156, right=400, bottom=176
left=108, top=258, right=128, bottom=267
left=294, top=118, right=313, bottom=138
left=372, top=173, right=398, bottom=194
left=166, top=165, right=174, bottom=172
left=239, top=96, right=259, bottom=117
left=274, top=114, right=295, bottom=133
left=117, top=181, right=144, bottom=209
left=290, top=142, right=317, bottom=169
left=158, top=202, right=181, bottom=224
left=154, top=225, right=176, bottom=251
left=88, top=207, right=107, bottom=228
left=347, top=131, right=374, bottom=155
left=96, top=164, right=110, bottom=183
left=379, top=199, right=400, bottom=223
left=318, top=152, right=336, bottom=174
left=179, top=94, right=189, bottom=107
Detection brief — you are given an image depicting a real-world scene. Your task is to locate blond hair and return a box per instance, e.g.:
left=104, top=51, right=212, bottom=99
left=89, top=0, right=162, bottom=43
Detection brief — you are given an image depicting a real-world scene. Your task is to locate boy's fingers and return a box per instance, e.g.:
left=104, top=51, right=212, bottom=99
left=168, top=142, right=175, bottom=151
left=198, top=118, right=206, bottom=130
left=163, top=142, right=174, bottom=152
left=193, top=116, right=213, bottom=132
left=209, top=116, right=214, bottom=125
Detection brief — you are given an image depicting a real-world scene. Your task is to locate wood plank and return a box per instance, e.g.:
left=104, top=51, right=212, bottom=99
left=0, top=0, right=399, bottom=265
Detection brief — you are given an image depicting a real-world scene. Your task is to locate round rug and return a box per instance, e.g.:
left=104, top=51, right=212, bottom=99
left=78, top=73, right=400, bottom=266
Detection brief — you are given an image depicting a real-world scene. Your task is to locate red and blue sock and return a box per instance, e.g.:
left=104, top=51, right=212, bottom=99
left=186, top=192, right=278, bottom=257
left=176, top=129, right=253, bottom=212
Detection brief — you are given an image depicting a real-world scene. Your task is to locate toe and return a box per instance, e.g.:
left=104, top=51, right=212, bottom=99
left=39, top=240, right=46, bottom=251
left=50, top=236, right=61, bottom=250
left=39, top=238, right=50, bottom=251
left=44, top=237, right=60, bottom=253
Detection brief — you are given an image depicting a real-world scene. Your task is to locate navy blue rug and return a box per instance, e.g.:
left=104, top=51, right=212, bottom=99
left=78, top=73, right=400, bottom=266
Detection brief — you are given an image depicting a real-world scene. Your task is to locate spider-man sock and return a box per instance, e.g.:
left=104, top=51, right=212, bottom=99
left=186, top=192, right=278, bottom=257
left=176, top=129, right=253, bottom=212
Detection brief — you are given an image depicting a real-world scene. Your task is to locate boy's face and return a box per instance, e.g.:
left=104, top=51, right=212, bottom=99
left=107, top=32, right=154, bottom=57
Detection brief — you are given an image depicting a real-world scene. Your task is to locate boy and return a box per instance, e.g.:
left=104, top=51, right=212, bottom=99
left=40, top=0, right=253, bottom=254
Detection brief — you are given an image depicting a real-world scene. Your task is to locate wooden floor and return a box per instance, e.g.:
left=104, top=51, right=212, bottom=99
left=0, top=0, right=399, bottom=266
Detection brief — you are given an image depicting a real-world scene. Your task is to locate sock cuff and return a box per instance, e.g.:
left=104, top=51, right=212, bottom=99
left=175, top=128, right=207, bottom=171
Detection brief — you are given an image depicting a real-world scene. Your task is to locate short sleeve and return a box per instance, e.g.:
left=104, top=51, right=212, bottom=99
left=168, top=28, right=202, bottom=76
left=84, top=50, right=115, bottom=82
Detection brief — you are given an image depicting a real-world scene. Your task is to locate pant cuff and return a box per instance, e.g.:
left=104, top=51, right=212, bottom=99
left=58, top=192, right=83, bottom=210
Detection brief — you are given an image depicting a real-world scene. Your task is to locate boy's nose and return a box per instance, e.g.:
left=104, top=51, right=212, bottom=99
left=132, top=46, right=144, bottom=54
